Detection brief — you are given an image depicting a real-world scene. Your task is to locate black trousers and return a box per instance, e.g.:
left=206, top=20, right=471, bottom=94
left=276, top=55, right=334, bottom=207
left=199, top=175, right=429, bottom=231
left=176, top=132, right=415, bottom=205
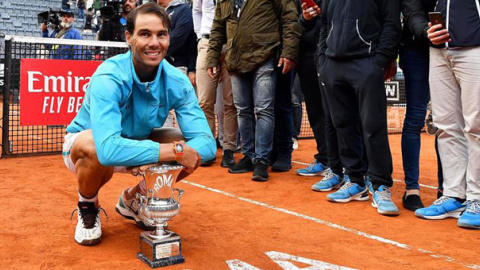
left=321, top=57, right=393, bottom=186
left=296, top=54, right=328, bottom=164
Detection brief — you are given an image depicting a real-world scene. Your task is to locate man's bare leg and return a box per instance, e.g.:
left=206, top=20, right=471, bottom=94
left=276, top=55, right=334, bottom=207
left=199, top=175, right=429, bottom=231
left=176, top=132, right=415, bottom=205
left=70, top=130, right=113, bottom=246
left=71, top=130, right=114, bottom=199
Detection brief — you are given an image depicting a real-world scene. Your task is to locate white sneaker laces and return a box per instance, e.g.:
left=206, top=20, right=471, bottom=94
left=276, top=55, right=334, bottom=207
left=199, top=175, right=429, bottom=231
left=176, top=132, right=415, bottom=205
left=376, top=188, right=391, bottom=201
left=465, top=200, right=480, bottom=214
left=433, top=196, right=451, bottom=205
left=322, top=170, right=336, bottom=180
left=339, top=181, right=355, bottom=191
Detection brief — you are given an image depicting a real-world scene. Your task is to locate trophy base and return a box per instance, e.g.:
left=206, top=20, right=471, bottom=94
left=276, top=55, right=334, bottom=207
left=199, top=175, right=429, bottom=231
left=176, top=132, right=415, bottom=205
left=138, top=231, right=185, bottom=268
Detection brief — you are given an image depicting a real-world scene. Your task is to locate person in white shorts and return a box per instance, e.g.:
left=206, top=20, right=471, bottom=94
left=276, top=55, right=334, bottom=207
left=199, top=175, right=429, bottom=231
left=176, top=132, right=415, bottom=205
left=63, top=3, right=215, bottom=246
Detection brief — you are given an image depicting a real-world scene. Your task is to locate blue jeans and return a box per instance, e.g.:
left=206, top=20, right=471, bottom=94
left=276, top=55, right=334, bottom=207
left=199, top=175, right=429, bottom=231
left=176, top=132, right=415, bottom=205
left=399, top=46, right=430, bottom=190
left=231, top=59, right=276, bottom=162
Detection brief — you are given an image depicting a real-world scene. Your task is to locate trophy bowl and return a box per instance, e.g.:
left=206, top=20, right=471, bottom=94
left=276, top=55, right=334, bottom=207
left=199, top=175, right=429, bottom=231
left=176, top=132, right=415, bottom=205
left=137, top=164, right=185, bottom=268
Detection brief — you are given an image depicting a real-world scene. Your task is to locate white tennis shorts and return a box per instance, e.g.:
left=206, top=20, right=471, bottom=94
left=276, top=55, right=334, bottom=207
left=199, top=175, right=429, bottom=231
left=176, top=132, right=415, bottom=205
left=62, top=130, right=127, bottom=174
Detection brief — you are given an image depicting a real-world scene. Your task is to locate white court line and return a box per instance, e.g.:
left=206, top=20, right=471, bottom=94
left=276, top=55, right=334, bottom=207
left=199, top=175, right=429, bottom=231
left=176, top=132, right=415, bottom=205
left=183, top=180, right=480, bottom=269
left=292, top=161, right=438, bottom=190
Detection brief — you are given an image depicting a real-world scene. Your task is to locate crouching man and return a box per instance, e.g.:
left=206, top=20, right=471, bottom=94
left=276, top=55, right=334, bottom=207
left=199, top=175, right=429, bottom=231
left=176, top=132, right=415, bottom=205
left=62, top=2, right=215, bottom=246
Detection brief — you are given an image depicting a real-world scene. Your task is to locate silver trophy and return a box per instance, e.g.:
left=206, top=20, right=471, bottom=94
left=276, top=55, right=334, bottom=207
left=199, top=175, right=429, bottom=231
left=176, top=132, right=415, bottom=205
left=137, top=165, right=185, bottom=268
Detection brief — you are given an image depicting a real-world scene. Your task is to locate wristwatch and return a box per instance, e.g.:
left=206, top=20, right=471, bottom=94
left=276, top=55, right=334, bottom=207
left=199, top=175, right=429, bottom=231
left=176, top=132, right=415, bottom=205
left=173, top=141, right=184, bottom=161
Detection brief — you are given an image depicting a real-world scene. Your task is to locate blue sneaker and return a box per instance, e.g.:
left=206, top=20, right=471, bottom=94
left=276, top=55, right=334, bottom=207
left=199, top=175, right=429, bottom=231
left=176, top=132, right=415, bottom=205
left=365, top=176, right=374, bottom=195
left=297, top=161, right=329, bottom=177
left=458, top=200, right=480, bottom=229
left=415, top=196, right=466, bottom=220
left=311, top=171, right=344, bottom=192
left=372, top=185, right=400, bottom=216
left=326, top=176, right=368, bottom=203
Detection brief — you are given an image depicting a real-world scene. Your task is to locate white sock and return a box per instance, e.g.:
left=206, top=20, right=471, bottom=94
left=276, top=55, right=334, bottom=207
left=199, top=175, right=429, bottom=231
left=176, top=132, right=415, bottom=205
left=78, top=191, right=99, bottom=207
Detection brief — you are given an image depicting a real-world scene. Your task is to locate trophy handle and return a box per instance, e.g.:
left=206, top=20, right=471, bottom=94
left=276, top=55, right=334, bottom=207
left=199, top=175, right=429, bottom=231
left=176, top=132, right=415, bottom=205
left=173, top=188, right=184, bottom=203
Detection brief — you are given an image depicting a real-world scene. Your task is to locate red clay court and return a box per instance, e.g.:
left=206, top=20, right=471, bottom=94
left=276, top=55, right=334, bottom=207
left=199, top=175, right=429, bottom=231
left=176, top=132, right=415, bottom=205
left=0, top=134, right=478, bottom=270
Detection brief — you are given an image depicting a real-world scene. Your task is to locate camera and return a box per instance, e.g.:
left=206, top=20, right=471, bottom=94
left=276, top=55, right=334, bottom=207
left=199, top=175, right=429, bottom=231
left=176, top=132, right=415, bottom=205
left=38, top=9, right=61, bottom=30
left=100, top=0, right=125, bottom=20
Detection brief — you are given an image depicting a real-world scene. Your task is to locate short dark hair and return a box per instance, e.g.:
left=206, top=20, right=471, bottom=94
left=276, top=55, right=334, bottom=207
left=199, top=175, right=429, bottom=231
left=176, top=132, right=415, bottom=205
left=126, top=2, right=171, bottom=34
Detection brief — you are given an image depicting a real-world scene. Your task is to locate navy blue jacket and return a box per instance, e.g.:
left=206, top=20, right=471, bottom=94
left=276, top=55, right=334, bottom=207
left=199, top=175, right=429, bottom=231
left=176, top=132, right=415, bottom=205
left=166, top=1, right=197, bottom=72
left=318, top=0, right=401, bottom=68
left=434, top=0, right=480, bottom=48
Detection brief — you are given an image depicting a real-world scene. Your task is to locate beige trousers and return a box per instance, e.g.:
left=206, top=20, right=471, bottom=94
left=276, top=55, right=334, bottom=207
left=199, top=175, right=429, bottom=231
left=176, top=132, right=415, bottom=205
left=429, top=47, right=480, bottom=200
left=196, top=37, right=237, bottom=150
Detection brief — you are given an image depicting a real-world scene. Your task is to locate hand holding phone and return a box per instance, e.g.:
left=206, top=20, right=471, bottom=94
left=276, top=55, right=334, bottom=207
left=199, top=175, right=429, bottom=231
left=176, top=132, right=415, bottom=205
left=301, top=0, right=321, bottom=21
left=428, top=12, right=445, bottom=29
left=427, top=12, right=450, bottom=45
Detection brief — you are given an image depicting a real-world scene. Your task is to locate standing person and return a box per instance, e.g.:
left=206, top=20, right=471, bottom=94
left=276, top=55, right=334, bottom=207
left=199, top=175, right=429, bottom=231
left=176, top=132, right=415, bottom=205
left=299, top=2, right=348, bottom=193
left=398, top=0, right=437, bottom=211
left=98, top=0, right=136, bottom=42
left=193, top=0, right=238, bottom=168
left=62, top=0, right=71, bottom=12
left=63, top=3, right=216, bottom=246
left=41, top=10, right=83, bottom=60
left=92, top=0, right=102, bottom=14
left=206, top=0, right=300, bottom=181
left=294, top=0, right=330, bottom=177
left=291, top=75, right=303, bottom=150
left=78, top=0, right=86, bottom=19
left=318, top=0, right=402, bottom=216
left=157, top=0, right=197, bottom=87
left=415, top=0, right=480, bottom=229
left=84, top=8, right=94, bottom=30
left=270, top=69, right=295, bottom=172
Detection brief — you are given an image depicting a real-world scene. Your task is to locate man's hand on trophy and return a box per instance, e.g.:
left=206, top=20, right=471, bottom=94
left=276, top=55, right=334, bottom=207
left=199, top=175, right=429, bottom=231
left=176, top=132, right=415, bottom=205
left=127, top=163, right=158, bottom=176
left=176, top=144, right=201, bottom=174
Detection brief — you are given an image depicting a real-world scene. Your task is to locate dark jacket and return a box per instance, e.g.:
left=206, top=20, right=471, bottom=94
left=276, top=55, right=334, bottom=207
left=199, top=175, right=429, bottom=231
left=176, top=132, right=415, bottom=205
left=98, top=16, right=126, bottom=42
left=207, top=0, right=301, bottom=74
left=296, top=0, right=321, bottom=56
left=165, top=0, right=197, bottom=70
left=400, top=0, right=436, bottom=50
left=434, top=0, right=480, bottom=48
left=318, top=0, right=401, bottom=68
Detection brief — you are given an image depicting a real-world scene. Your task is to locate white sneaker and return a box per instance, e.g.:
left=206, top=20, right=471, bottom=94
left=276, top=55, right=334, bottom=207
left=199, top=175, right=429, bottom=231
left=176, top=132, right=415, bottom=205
left=74, top=202, right=102, bottom=246
left=115, top=190, right=154, bottom=230
left=292, top=138, right=299, bottom=150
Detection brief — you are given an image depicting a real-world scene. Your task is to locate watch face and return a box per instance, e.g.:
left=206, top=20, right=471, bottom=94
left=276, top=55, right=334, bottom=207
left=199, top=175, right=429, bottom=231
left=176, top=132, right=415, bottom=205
left=175, top=144, right=183, bottom=153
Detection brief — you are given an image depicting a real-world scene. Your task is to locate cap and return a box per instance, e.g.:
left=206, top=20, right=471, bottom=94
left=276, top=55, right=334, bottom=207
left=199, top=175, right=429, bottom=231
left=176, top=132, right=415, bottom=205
left=60, top=10, right=75, bottom=17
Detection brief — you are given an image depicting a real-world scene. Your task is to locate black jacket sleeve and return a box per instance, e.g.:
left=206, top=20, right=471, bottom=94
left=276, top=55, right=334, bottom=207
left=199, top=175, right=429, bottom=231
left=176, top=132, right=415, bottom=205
left=374, top=0, right=402, bottom=68
left=401, top=0, right=429, bottom=40
left=317, top=0, right=329, bottom=70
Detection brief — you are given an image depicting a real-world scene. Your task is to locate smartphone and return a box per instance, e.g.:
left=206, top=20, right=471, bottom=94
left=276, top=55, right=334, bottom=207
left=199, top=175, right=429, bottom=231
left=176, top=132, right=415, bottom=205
left=428, top=12, right=445, bottom=29
left=301, top=0, right=317, bottom=8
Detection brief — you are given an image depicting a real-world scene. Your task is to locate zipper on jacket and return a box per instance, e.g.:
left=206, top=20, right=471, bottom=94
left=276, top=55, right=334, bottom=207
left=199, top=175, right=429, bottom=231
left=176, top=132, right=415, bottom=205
left=475, top=0, right=480, bottom=20
left=326, top=23, right=334, bottom=42
left=356, top=19, right=372, bottom=53
left=446, top=0, right=450, bottom=48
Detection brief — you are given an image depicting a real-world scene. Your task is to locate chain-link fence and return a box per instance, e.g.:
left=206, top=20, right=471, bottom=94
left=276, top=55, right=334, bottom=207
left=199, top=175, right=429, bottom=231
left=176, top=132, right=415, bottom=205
left=0, top=35, right=406, bottom=157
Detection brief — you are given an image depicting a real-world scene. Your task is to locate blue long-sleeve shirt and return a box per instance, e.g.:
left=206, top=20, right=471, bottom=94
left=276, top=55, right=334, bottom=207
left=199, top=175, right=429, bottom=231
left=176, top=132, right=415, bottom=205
left=66, top=51, right=216, bottom=166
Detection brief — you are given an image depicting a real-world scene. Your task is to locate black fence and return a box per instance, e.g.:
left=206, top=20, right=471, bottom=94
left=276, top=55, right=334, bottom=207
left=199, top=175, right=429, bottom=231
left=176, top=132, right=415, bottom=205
left=0, top=35, right=406, bottom=158
left=1, top=36, right=128, bottom=157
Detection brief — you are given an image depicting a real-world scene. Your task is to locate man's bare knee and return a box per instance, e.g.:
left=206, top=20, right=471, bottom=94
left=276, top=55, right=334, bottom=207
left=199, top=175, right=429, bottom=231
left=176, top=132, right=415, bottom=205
left=71, top=130, right=99, bottom=166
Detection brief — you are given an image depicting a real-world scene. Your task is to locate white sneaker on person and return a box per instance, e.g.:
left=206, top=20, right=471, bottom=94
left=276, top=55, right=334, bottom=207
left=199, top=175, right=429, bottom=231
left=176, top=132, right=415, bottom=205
left=74, top=201, right=102, bottom=246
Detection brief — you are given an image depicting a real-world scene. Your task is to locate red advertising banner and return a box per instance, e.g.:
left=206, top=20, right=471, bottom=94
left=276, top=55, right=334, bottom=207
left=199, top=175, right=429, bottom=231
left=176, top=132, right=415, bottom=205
left=20, top=59, right=102, bottom=126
